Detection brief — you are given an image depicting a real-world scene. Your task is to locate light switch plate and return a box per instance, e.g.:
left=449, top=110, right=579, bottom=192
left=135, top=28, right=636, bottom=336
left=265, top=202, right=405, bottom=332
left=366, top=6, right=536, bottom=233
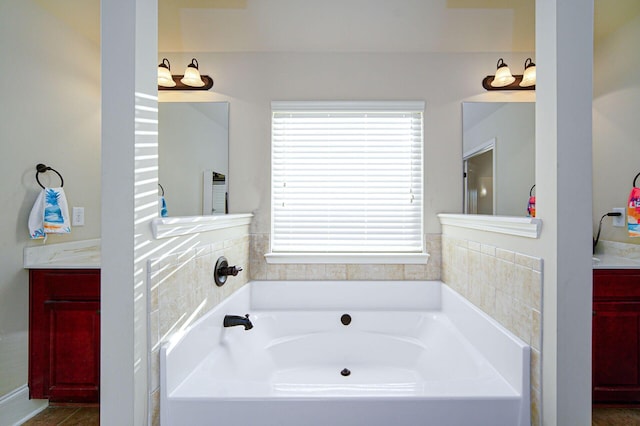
left=612, top=207, right=625, bottom=227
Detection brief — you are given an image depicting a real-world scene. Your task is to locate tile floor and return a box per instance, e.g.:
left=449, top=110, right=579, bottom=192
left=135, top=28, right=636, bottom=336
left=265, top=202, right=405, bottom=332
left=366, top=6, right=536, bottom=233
left=20, top=405, right=640, bottom=425
left=21, top=406, right=99, bottom=425
left=593, top=407, right=640, bottom=425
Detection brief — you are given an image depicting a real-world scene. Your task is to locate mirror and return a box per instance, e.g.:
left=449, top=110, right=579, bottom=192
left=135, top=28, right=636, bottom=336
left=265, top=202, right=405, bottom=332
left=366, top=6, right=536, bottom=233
left=462, top=102, right=535, bottom=216
left=158, top=102, right=229, bottom=216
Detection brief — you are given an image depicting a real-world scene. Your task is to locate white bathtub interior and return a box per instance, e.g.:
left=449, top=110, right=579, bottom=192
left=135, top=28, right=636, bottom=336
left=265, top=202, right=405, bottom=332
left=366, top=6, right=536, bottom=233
left=161, top=281, right=530, bottom=426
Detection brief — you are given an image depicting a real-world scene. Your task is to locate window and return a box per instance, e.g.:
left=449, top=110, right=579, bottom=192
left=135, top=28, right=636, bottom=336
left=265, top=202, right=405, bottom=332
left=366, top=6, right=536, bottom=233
left=271, top=101, right=424, bottom=255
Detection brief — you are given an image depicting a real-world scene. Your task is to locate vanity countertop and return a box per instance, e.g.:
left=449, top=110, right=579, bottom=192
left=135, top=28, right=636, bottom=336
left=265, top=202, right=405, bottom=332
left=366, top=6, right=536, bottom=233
left=24, top=239, right=100, bottom=269
left=593, top=254, right=640, bottom=270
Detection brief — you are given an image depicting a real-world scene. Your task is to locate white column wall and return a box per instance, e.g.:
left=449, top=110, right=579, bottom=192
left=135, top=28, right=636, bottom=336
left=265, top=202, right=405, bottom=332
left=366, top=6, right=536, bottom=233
left=101, top=0, right=157, bottom=423
left=536, top=0, right=594, bottom=424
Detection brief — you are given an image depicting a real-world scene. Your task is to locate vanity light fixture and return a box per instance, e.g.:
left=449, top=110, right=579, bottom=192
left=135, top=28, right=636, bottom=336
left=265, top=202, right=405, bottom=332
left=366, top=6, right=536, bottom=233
left=491, top=58, right=515, bottom=88
left=158, top=57, right=214, bottom=91
left=157, top=58, right=176, bottom=88
left=482, top=57, right=536, bottom=91
left=519, top=58, right=536, bottom=87
left=180, top=58, right=205, bottom=87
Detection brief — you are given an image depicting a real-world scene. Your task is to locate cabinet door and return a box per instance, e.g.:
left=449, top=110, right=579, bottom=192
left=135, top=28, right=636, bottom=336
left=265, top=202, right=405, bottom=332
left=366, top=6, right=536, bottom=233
left=45, top=301, right=100, bottom=402
left=29, top=269, right=100, bottom=402
left=593, top=301, right=640, bottom=403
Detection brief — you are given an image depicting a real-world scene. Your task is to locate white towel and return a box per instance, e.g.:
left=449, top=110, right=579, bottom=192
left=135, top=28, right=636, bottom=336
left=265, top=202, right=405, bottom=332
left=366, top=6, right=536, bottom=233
left=29, top=187, right=71, bottom=239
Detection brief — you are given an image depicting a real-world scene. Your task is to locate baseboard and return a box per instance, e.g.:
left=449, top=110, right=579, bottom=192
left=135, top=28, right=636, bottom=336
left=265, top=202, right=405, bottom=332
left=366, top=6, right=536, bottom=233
left=0, top=385, right=47, bottom=426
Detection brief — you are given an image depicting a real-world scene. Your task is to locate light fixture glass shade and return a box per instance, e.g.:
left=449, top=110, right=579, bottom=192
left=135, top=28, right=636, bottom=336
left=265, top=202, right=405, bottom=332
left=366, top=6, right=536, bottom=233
left=491, top=58, right=515, bottom=87
left=180, top=58, right=205, bottom=87
left=520, top=58, right=536, bottom=87
left=158, top=58, right=176, bottom=87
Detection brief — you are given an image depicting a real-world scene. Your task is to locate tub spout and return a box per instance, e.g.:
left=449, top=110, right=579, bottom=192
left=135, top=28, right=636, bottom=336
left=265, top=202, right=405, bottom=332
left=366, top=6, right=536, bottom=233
left=223, top=314, right=253, bottom=330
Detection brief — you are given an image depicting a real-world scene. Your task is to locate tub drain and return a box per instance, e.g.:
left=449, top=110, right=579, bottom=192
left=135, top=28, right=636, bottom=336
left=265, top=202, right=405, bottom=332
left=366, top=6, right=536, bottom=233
left=341, top=314, right=351, bottom=326
left=341, top=368, right=351, bottom=377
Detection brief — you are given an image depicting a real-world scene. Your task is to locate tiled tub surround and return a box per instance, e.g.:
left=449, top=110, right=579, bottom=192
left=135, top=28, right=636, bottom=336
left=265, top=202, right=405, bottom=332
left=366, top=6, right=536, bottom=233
left=250, top=233, right=442, bottom=281
left=147, top=235, right=250, bottom=426
left=442, top=235, right=542, bottom=426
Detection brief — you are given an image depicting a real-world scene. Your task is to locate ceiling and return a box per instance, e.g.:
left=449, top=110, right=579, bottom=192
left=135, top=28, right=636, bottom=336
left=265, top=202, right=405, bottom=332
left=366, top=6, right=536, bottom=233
left=35, top=0, right=640, bottom=53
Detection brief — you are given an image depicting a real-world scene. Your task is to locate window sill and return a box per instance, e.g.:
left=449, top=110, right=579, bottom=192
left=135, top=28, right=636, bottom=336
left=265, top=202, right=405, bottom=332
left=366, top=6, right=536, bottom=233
left=264, top=252, right=430, bottom=265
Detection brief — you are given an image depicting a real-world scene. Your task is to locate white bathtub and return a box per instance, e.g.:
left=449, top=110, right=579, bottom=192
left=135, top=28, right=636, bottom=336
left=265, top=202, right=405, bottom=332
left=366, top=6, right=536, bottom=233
left=161, top=281, right=530, bottom=426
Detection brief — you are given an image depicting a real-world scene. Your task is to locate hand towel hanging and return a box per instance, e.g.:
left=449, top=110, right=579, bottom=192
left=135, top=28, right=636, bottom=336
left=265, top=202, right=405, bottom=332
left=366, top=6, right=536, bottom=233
left=29, top=187, right=71, bottom=239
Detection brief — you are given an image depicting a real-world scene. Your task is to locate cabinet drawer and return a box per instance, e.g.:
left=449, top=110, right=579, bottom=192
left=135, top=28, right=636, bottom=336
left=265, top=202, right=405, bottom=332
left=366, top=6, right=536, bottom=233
left=594, top=270, right=640, bottom=300
left=30, top=269, right=100, bottom=300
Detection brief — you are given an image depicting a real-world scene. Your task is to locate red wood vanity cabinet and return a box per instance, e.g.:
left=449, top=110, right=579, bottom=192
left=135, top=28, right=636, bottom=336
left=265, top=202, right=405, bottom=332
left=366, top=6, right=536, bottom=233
left=593, top=269, right=640, bottom=405
left=29, top=269, right=100, bottom=403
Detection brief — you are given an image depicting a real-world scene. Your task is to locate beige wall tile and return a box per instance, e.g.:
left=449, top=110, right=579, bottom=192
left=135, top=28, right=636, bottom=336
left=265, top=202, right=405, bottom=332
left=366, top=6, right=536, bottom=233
left=531, top=348, right=541, bottom=392
left=453, top=245, right=469, bottom=275
left=531, top=388, right=541, bottom=426
left=284, top=263, right=307, bottom=280
left=495, top=248, right=515, bottom=263
left=404, top=263, right=427, bottom=280
left=479, top=284, right=496, bottom=316
left=150, top=309, right=159, bottom=350
left=150, top=285, right=159, bottom=311
left=425, top=234, right=442, bottom=280
left=425, top=260, right=441, bottom=280
left=266, top=263, right=287, bottom=280
left=347, top=264, right=387, bottom=280
left=529, top=270, right=542, bottom=311
left=151, top=389, right=160, bottom=426
left=480, top=253, right=497, bottom=289
left=467, top=249, right=482, bottom=281
left=384, top=264, right=405, bottom=280
left=468, top=240, right=481, bottom=252
left=495, top=258, right=515, bottom=295
left=494, top=290, right=513, bottom=330
left=515, top=252, right=542, bottom=271
left=513, top=265, right=531, bottom=302
left=511, top=299, right=532, bottom=346
left=468, top=281, right=483, bottom=308
left=531, top=309, right=541, bottom=351
left=450, top=263, right=468, bottom=296
left=150, top=348, right=160, bottom=392
left=305, top=264, right=326, bottom=279
left=481, top=244, right=496, bottom=256
left=325, top=264, right=347, bottom=280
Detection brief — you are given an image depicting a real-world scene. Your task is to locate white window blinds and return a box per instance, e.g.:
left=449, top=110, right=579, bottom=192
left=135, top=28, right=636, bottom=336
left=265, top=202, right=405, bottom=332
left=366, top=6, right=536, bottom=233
left=271, top=101, right=424, bottom=253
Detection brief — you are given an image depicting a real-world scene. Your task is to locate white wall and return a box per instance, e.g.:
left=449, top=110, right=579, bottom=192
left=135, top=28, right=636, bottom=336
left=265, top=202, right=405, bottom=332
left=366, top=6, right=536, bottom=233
left=536, top=0, right=594, bottom=424
left=159, top=52, right=535, bottom=235
left=593, top=13, right=640, bottom=245
left=158, top=0, right=533, bottom=54
left=0, top=1, right=100, bottom=422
